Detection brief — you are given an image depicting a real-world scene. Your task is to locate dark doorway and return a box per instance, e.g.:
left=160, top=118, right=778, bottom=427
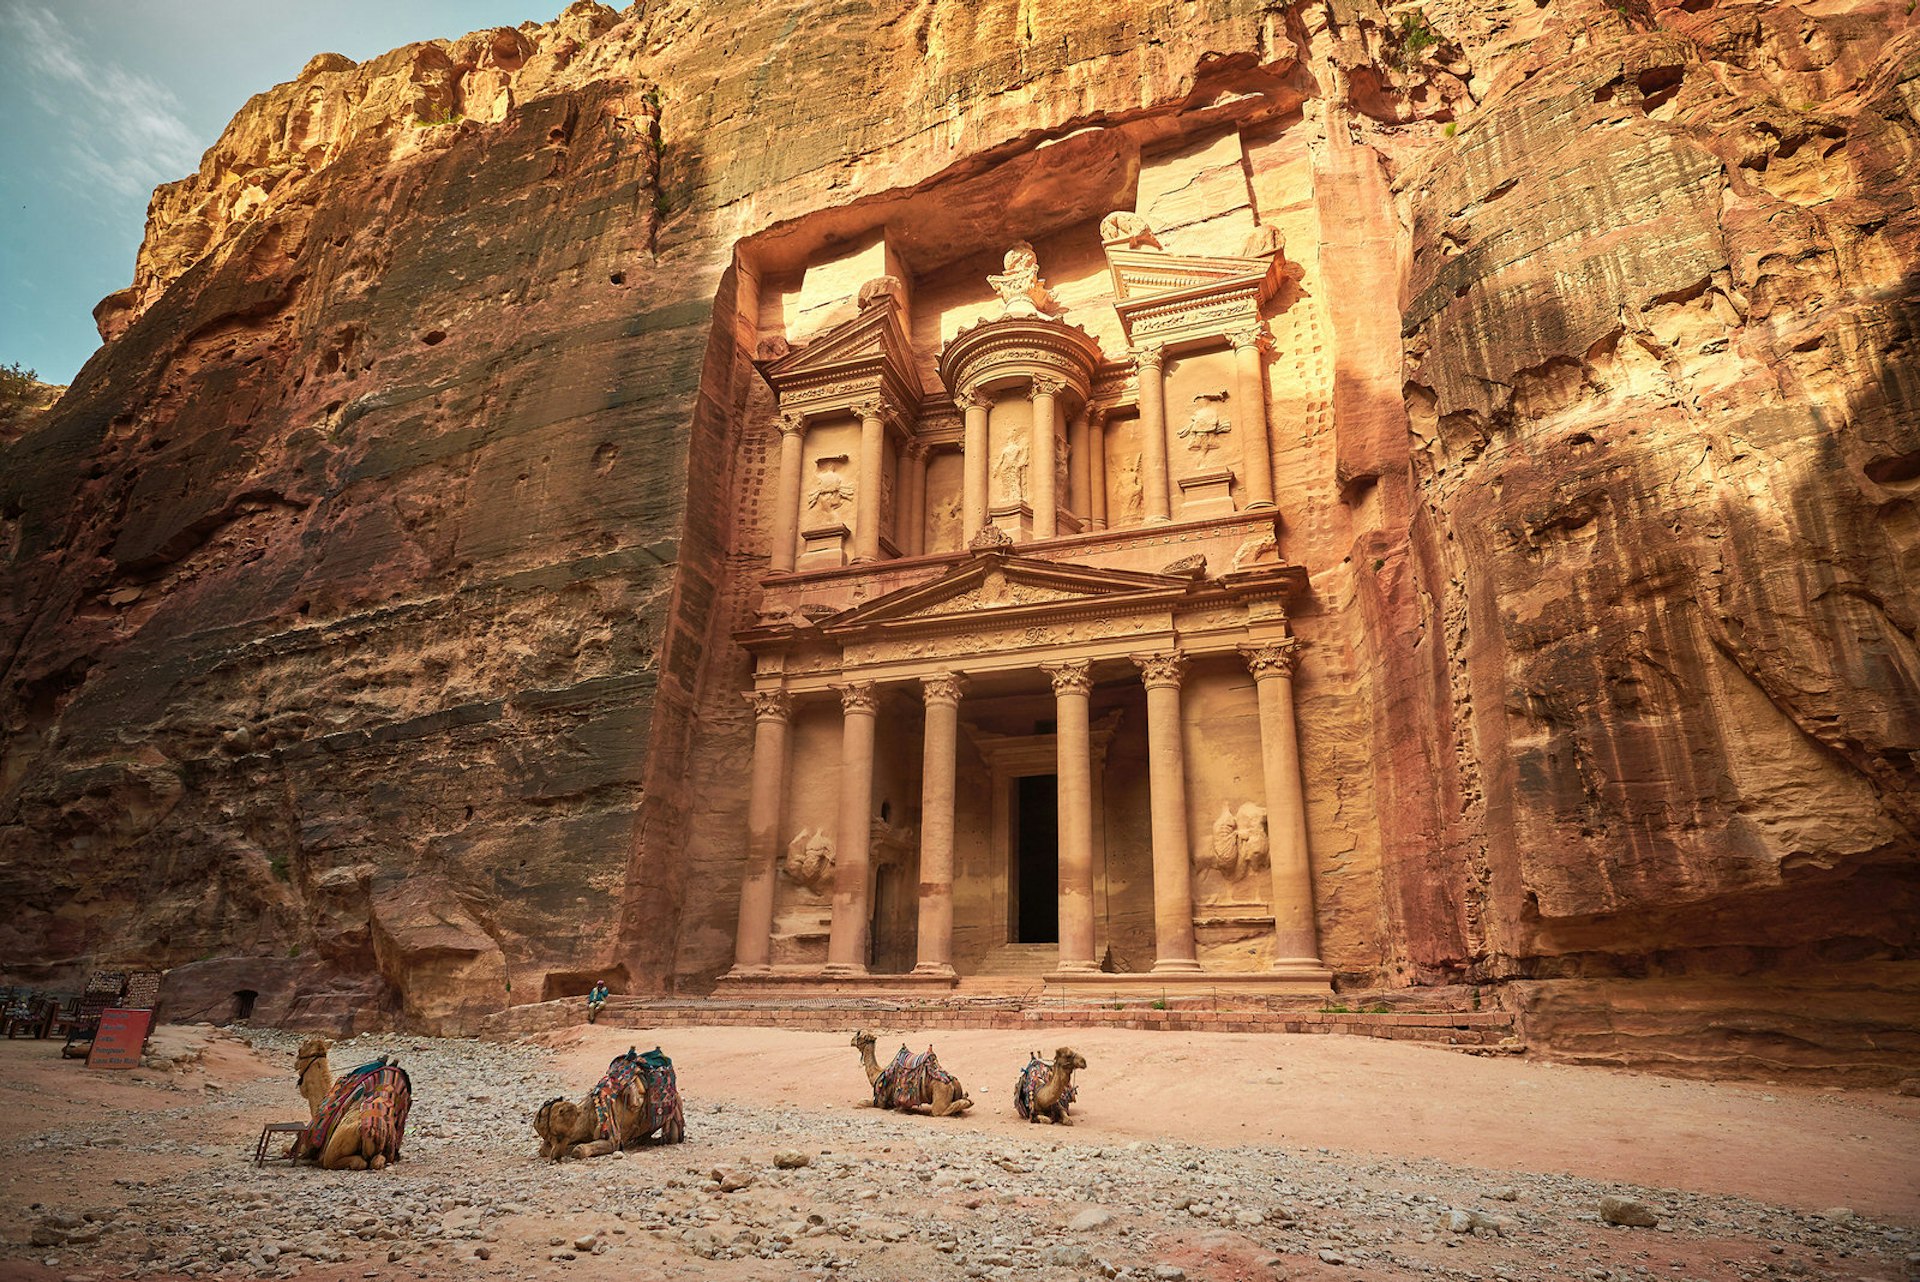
left=870, top=862, right=918, bottom=973
left=1014, top=774, right=1059, bottom=943
left=232, top=990, right=258, bottom=1021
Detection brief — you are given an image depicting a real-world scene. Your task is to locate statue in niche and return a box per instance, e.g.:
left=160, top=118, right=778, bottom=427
left=785, top=828, right=836, bottom=895
left=1178, top=390, right=1232, bottom=455
left=928, top=492, right=962, bottom=550
left=1054, top=432, right=1069, bottom=498
left=806, top=455, right=855, bottom=520
left=1114, top=453, right=1145, bottom=520
left=988, top=241, right=1052, bottom=317
left=1100, top=211, right=1162, bottom=250
left=1205, top=803, right=1271, bottom=882
left=992, top=436, right=1029, bottom=505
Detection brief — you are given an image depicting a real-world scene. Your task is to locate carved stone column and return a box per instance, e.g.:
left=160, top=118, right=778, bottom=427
left=1133, top=650, right=1200, bottom=971
left=960, top=390, right=990, bottom=542
left=1067, top=406, right=1090, bottom=526
left=1134, top=345, right=1172, bottom=523
left=913, top=672, right=966, bottom=977
left=769, top=414, right=805, bottom=574
left=852, top=403, right=888, bottom=562
left=826, top=681, right=878, bottom=974
left=729, top=688, right=793, bottom=974
left=901, top=440, right=928, bottom=557
left=1242, top=639, right=1324, bottom=970
left=1087, top=406, right=1109, bottom=530
left=1231, top=329, right=1275, bottom=510
left=1030, top=378, right=1062, bottom=540
left=1045, top=660, right=1098, bottom=972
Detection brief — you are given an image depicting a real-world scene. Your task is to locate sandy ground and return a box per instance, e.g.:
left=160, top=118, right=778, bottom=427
left=0, top=1022, right=1913, bottom=1282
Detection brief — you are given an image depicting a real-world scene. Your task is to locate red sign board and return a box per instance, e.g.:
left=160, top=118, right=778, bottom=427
left=86, top=1007, right=153, bottom=1070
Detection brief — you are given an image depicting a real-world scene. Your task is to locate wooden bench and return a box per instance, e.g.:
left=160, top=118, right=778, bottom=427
left=254, top=1122, right=309, bottom=1165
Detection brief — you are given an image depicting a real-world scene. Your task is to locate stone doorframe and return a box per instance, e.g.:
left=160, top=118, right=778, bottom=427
left=968, top=714, right=1121, bottom=967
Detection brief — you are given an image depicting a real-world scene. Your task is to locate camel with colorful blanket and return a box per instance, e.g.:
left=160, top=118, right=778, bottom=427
left=851, top=1030, right=973, bottom=1116
left=291, top=1037, right=412, bottom=1170
left=534, top=1046, right=686, bottom=1160
left=1014, top=1046, right=1087, bottom=1125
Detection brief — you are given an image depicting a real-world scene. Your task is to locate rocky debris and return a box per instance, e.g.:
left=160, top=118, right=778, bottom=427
left=771, top=1149, right=811, bottom=1169
left=1598, top=1196, right=1660, bottom=1228
left=6, top=1027, right=1914, bottom=1281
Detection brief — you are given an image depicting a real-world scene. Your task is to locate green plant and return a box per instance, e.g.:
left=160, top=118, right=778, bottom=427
left=1443, top=121, right=1458, bottom=138
left=1151, top=992, right=1168, bottom=1010
left=1367, top=1002, right=1392, bottom=1014
left=1372, top=557, right=1387, bottom=571
left=269, top=854, right=290, bottom=882
left=1321, top=1002, right=1351, bottom=1013
left=287, top=944, right=301, bottom=959
left=414, top=102, right=461, bottom=127
left=1471, top=985, right=1482, bottom=1011
left=1393, top=10, right=1439, bottom=69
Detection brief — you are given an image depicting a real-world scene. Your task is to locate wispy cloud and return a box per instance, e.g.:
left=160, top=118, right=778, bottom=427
left=15, top=4, right=205, bottom=203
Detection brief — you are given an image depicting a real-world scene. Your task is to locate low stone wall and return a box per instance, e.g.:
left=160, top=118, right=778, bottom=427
left=478, top=996, right=1517, bottom=1048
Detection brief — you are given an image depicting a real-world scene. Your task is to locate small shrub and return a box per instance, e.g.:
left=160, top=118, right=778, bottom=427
left=1443, top=121, right=1458, bottom=138
left=414, top=103, right=461, bottom=127
left=1394, top=10, right=1439, bottom=69
left=269, top=854, right=290, bottom=882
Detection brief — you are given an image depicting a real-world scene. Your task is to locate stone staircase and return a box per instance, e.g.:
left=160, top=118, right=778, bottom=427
left=973, top=943, right=1059, bottom=976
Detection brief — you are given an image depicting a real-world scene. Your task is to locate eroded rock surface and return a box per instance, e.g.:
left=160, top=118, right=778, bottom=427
left=0, top=0, right=1915, bottom=1064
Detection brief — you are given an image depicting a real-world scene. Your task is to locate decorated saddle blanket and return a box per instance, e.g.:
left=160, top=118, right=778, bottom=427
left=304, top=1059, right=412, bottom=1158
left=589, top=1048, right=685, bottom=1146
left=873, top=1045, right=959, bottom=1111
left=1013, top=1053, right=1076, bottom=1119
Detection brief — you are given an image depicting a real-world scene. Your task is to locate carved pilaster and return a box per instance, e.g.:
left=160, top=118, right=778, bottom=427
left=1132, top=650, right=1188, bottom=689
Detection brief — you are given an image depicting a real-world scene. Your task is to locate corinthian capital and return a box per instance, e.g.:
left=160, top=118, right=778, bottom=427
left=835, top=680, right=879, bottom=716
left=852, top=400, right=886, bottom=425
left=1030, top=376, right=1068, bottom=400
left=1228, top=327, right=1269, bottom=354
left=1131, top=344, right=1166, bottom=373
left=746, top=688, right=794, bottom=721
left=1131, top=650, right=1188, bottom=689
left=777, top=411, right=807, bottom=438
left=1043, top=659, right=1093, bottom=698
left=1240, top=638, right=1302, bottom=680
left=921, top=671, right=968, bottom=706
left=955, top=388, right=991, bottom=413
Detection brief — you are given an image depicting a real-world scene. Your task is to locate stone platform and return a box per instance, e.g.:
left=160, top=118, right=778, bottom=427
left=480, top=993, right=1520, bottom=1052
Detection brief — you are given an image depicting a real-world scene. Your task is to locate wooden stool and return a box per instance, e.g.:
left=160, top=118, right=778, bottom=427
left=254, top=1122, right=308, bottom=1165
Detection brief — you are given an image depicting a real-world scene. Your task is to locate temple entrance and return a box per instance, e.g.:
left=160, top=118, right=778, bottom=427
left=1012, top=774, right=1059, bottom=943
left=870, top=862, right=918, bottom=973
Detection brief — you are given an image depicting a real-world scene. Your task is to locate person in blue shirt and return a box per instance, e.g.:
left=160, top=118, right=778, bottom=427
left=586, top=981, right=609, bottom=1024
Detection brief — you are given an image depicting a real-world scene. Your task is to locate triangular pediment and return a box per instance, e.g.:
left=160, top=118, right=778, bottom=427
left=758, top=296, right=922, bottom=399
left=821, top=553, right=1192, bottom=634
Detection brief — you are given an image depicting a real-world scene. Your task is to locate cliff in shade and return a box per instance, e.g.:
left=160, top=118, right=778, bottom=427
left=2, top=0, right=1916, bottom=1074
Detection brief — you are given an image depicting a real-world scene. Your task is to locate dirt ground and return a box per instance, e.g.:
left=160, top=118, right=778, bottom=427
left=0, top=1022, right=1914, bottom=1282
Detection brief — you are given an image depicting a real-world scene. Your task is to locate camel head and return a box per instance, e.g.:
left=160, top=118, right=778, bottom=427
left=851, top=1030, right=876, bottom=1053
left=1054, top=1047, right=1088, bottom=1073
left=534, top=1096, right=581, bottom=1160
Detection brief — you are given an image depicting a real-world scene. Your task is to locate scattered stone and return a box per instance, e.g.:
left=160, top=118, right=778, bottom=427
left=1599, top=1196, right=1660, bottom=1228
left=1069, top=1209, right=1114, bottom=1232
left=773, top=1150, right=812, bottom=1169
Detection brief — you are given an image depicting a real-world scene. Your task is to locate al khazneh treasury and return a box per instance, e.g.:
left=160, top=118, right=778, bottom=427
left=714, top=209, right=1332, bottom=995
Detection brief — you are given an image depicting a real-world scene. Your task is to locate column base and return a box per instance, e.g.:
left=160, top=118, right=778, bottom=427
left=1269, top=957, right=1334, bottom=981
left=1053, top=958, right=1102, bottom=974
left=821, top=961, right=870, bottom=978
left=722, top=963, right=772, bottom=979
left=1150, top=958, right=1205, bottom=974
left=1243, top=499, right=1277, bottom=511
left=1144, top=514, right=1172, bottom=525
left=910, top=962, right=957, bottom=979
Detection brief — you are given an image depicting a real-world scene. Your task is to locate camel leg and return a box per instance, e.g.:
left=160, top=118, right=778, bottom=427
left=930, top=1084, right=972, bottom=1117
left=569, top=1139, right=618, bottom=1159
left=320, top=1111, right=368, bottom=1170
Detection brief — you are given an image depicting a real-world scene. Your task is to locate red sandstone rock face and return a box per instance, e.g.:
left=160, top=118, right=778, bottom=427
left=1, top=0, right=1915, bottom=1061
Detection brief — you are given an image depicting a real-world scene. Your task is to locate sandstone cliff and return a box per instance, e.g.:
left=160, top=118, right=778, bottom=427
left=1, top=0, right=1914, bottom=1070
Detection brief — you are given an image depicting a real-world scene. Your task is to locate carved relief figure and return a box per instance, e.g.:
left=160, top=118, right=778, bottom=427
left=784, top=828, right=836, bottom=895
left=1114, top=452, right=1145, bottom=521
left=1178, top=391, right=1232, bottom=455
left=1099, top=211, right=1161, bottom=250
left=928, top=493, right=962, bottom=550
left=806, top=455, right=855, bottom=520
left=988, top=241, right=1052, bottom=317
left=1205, top=803, right=1271, bottom=882
left=992, top=436, right=1029, bottom=505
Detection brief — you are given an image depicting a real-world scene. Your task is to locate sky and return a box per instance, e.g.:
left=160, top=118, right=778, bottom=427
left=0, top=0, right=554, bottom=387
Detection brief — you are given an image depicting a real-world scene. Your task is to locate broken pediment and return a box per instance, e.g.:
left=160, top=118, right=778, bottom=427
left=1105, top=244, right=1287, bottom=353
left=757, top=290, right=924, bottom=416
